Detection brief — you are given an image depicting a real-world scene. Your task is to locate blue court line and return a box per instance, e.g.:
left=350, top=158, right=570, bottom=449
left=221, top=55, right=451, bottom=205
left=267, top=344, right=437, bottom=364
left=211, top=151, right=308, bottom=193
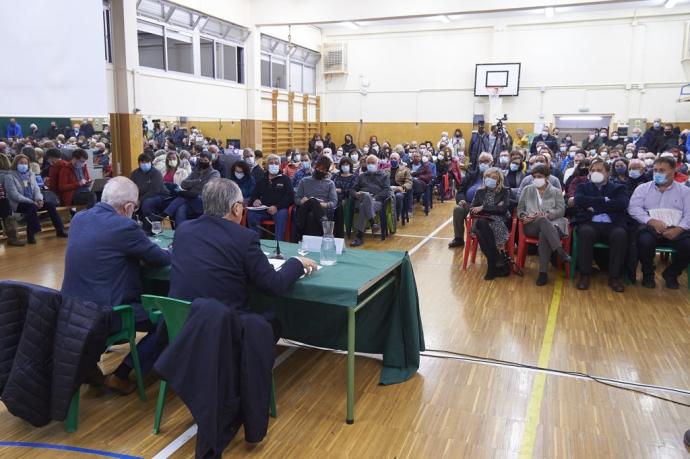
left=0, top=441, right=143, bottom=459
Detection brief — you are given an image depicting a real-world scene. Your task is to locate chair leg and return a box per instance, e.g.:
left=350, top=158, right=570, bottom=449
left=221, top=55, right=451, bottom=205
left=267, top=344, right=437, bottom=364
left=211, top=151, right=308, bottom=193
left=570, top=230, right=578, bottom=279
left=128, top=330, right=147, bottom=402
left=270, top=376, right=277, bottom=418
left=64, top=390, right=80, bottom=433
left=471, top=239, right=478, bottom=264
left=153, top=380, right=169, bottom=434
left=517, top=240, right=527, bottom=269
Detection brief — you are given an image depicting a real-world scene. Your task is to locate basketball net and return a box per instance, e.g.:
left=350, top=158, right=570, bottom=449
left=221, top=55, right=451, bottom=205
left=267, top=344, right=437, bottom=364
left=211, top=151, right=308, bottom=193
left=487, top=87, right=503, bottom=125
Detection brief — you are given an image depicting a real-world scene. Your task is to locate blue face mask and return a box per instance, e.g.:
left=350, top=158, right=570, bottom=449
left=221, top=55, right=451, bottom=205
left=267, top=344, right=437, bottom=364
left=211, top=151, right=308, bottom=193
left=390, top=160, right=399, bottom=169
left=614, top=166, right=626, bottom=175
left=302, top=160, right=311, bottom=169
left=479, top=163, right=489, bottom=172
left=509, top=163, right=520, bottom=172
left=268, top=164, right=280, bottom=175
left=533, top=162, right=545, bottom=168
left=140, top=162, right=152, bottom=172
left=17, top=164, right=29, bottom=173
left=367, top=164, right=378, bottom=173
left=484, top=177, right=497, bottom=189
left=628, top=169, right=642, bottom=179
left=653, top=172, right=668, bottom=186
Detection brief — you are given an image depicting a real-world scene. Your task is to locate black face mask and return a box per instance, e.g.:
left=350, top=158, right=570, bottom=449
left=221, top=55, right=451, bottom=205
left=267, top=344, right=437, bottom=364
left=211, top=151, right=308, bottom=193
left=664, top=131, right=672, bottom=136
left=198, top=161, right=210, bottom=169
left=313, top=170, right=327, bottom=180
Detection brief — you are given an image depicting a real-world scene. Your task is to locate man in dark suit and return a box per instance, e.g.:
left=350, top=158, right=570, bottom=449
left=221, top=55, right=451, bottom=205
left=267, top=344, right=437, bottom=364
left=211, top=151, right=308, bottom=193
left=61, top=176, right=171, bottom=393
left=169, top=178, right=317, bottom=310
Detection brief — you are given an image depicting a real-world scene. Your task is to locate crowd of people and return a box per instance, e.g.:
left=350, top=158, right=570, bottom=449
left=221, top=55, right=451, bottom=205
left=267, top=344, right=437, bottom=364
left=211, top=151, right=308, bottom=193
left=2, top=118, right=689, bottom=295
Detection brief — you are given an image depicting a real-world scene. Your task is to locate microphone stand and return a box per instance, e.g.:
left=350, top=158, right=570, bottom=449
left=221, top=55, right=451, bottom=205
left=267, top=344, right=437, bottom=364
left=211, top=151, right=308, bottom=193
left=253, top=224, right=284, bottom=259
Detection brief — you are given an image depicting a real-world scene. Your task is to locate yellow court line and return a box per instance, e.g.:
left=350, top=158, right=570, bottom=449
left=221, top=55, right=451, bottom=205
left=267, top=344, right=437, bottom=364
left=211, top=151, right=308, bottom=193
left=519, top=273, right=564, bottom=459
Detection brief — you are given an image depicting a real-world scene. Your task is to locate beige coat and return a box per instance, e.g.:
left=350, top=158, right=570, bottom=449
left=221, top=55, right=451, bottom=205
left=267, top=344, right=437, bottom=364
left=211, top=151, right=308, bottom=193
left=517, top=183, right=568, bottom=235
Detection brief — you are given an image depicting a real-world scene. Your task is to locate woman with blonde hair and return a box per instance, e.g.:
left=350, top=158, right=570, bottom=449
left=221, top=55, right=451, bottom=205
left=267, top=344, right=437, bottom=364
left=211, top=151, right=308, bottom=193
left=469, top=166, right=512, bottom=280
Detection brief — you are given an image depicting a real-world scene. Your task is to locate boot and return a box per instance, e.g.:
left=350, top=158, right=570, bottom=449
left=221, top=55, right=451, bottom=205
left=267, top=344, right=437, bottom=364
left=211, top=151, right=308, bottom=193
left=2, top=216, right=26, bottom=247
left=495, top=251, right=511, bottom=277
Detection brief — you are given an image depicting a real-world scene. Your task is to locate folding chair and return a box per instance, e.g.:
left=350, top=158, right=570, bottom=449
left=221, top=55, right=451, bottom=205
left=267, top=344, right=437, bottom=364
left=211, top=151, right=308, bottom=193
left=515, top=219, right=572, bottom=278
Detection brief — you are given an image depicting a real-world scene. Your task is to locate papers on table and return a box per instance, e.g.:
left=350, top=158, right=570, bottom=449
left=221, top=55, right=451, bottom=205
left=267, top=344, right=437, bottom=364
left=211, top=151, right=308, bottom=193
left=247, top=205, right=269, bottom=211
left=649, top=208, right=682, bottom=227
left=302, top=235, right=344, bottom=254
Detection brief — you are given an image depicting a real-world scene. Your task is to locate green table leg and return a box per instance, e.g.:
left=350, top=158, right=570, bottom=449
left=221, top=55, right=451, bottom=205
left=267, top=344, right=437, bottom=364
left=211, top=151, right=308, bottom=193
left=346, top=307, right=355, bottom=424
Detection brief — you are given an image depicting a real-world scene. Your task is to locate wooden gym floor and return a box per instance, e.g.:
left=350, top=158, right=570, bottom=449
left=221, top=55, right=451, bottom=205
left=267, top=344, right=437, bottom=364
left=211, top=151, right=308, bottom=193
left=0, top=201, right=688, bottom=458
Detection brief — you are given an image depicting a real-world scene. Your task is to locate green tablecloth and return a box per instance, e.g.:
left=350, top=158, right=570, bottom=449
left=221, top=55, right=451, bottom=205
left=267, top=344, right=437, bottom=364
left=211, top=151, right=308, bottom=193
left=144, top=231, right=425, bottom=384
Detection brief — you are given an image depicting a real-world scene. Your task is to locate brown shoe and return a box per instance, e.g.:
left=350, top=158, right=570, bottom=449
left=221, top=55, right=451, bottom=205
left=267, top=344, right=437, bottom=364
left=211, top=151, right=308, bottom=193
left=608, top=277, right=624, bottom=293
left=84, top=368, right=106, bottom=387
left=576, top=274, right=590, bottom=290
left=104, top=374, right=137, bottom=395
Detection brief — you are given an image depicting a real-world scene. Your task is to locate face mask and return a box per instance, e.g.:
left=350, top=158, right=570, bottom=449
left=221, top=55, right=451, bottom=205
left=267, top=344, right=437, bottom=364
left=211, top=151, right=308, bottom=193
left=589, top=134, right=596, bottom=140
left=653, top=172, right=668, bottom=186
left=533, top=162, right=545, bottom=167
left=268, top=164, right=280, bottom=175
left=438, top=154, right=444, bottom=160
left=367, top=163, right=378, bottom=173
left=499, top=156, right=509, bottom=164
left=190, top=157, right=198, bottom=165
left=350, top=154, right=359, bottom=162
left=632, top=134, right=639, bottom=140
left=625, top=153, right=633, bottom=159
left=664, top=130, right=672, bottom=136
left=168, top=159, right=178, bottom=167
left=628, top=169, right=642, bottom=179
left=590, top=171, right=605, bottom=184
left=600, top=132, right=608, bottom=138
left=615, top=166, right=626, bottom=174
left=612, top=135, right=619, bottom=140
left=390, top=160, right=399, bottom=168
left=345, top=138, right=352, bottom=144
left=509, top=163, right=520, bottom=172
left=484, top=177, right=497, bottom=189
left=372, top=146, right=380, bottom=153
left=198, top=161, right=210, bottom=169
left=234, top=171, right=245, bottom=179
left=532, top=177, right=546, bottom=188
left=653, top=122, right=661, bottom=129
left=302, top=160, right=311, bottom=169
left=245, top=157, right=255, bottom=166
left=363, top=147, right=369, bottom=153
left=341, top=165, right=351, bottom=174
left=541, top=132, right=548, bottom=138
left=559, top=146, right=567, bottom=152
left=566, top=137, right=572, bottom=142
left=422, top=156, right=429, bottom=163
left=479, top=163, right=489, bottom=172
left=644, top=158, right=654, bottom=167
left=140, top=162, right=152, bottom=172
left=569, top=151, right=576, bottom=158
left=292, top=155, right=300, bottom=163
left=17, top=164, right=29, bottom=173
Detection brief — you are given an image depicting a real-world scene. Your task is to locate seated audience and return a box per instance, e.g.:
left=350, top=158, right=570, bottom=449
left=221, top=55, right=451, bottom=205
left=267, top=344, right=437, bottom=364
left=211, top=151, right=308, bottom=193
left=162, top=151, right=190, bottom=192
left=519, top=153, right=562, bottom=196
left=469, top=167, right=512, bottom=280
left=230, top=160, right=256, bottom=205
left=169, top=178, right=317, bottom=316
left=341, top=134, right=357, bottom=155
left=572, top=159, right=630, bottom=292
left=57, top=148, right=97, bottom=208
left=0, top=153, right=67, bottom=243
left=61, top=176, right=171, bottom=393
left=350, top=155, right=392, bottom=247
left=130, top=153, right=169, bottom=232
left=517, top=165, right=571, bottom=286
left=160, top=151, right=220, bottom=226
left=409, top=150, right=433, bottom=198
left=243, top=148, right=265, bottom=183
left=292, top=152, right=312, bottom=188
left=449, top=152, right=493, bottom=248
left=248, top=154, right=294, bottom=241
left=294, top=156, right=337, bottom=238
left=0, top=174, right=25, bottom=246
left=334, top=156, right=357, bottom=203
left=628, top=157, right=690, bottom=289
left=389, top=151, right=413, bottom=219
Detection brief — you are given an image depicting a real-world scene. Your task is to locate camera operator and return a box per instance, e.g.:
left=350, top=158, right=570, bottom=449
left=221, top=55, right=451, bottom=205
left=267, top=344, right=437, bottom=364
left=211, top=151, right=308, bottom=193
left=489, top=117, right=513, bottom=160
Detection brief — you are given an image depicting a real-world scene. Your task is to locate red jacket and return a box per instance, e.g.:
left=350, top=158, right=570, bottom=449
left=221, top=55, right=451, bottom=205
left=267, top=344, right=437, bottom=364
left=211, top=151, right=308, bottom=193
left=58, top=162, right=91, bottom=206
left=47, top=160, right=68, bottom=194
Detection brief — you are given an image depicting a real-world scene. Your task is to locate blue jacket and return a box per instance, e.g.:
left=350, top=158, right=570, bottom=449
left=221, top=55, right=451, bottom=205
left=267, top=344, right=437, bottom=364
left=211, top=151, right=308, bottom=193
left=169, top=214, right=304, bottom=306
left=5, top=123, right=22, bottom=138
left=572, top=180, right=630, bottom=227
left=61, top=203, right=171, bottom=308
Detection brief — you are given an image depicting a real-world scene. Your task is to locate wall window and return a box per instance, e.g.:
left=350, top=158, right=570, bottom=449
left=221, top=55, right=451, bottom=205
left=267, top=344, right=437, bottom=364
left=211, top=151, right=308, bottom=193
left=137, top=21, right=165, bottom=70
left=271, top=57, right=286, bottom=89
left=304, top=65, right=316, bottom=94
left=261, top=34, right=319, bottom=94
left=200, top=38, right=214, bottom=78
left=166, top=30, right=193, bottom=74
left=261, top=54, right=271, bottom=87
left=216, top=42, right=237, bottom=82
left=290, top=62, right=303, bottom=94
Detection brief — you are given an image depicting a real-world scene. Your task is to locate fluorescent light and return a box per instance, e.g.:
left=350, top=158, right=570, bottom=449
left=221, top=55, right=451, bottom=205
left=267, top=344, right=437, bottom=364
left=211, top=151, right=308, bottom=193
left=559, top=115, right=603, bottom=121
left=665, top=0, right=679, bottom=8
left=436, top=15, right=451, bottom=23
left=341, top=21, right=360, bottom=29
left=544, top=7, right=555, bottom=17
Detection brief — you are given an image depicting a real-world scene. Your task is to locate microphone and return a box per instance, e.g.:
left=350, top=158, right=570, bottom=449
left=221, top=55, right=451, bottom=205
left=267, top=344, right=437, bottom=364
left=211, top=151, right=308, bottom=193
left=252, top=224, right=284, bottom=260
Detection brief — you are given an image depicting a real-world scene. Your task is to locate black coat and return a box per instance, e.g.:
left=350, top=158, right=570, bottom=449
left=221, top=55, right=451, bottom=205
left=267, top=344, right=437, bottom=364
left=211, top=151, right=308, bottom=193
left=0, top=281, right=110, bottom=426
left=154, top=298, right=276, bottom=459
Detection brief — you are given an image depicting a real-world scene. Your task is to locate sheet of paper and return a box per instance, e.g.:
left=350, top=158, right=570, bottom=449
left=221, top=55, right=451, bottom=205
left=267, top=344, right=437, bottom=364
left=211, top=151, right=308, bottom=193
left=649, top=208, right=682, bottom=227
left=247, top=206, right=269, bottom=211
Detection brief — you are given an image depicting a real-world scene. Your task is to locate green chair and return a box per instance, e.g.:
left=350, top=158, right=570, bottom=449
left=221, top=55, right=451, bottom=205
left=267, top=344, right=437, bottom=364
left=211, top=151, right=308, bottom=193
left=64, top=304, right=146, bottom=432
left=569, top=227, right=629, bottom=282
left=345, top=196, right=396, bottom=240
left=141, top=295, right=277, bottom=434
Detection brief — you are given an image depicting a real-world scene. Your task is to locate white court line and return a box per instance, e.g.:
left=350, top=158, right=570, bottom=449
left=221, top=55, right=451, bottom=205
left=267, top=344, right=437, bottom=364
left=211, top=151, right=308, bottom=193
left=152, top=217, right=453, bottom=458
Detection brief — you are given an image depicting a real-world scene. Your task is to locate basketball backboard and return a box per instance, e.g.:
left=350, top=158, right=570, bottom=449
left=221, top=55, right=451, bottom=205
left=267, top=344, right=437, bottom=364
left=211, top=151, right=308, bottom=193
left=474, top=63, right=521, bottom=97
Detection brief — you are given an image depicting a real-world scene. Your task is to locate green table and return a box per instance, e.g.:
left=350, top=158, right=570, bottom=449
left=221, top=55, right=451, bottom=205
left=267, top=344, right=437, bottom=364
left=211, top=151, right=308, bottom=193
left=145, top=230, right=425, bottom=423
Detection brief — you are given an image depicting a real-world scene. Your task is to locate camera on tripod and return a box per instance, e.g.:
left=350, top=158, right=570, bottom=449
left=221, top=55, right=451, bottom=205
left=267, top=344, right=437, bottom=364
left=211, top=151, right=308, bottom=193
left=495, top=114, right=508, bottom=136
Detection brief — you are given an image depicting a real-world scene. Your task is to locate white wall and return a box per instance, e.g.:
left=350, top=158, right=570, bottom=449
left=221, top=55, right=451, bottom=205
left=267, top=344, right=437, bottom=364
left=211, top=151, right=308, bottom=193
left=321, top=12, right=690, bottom=124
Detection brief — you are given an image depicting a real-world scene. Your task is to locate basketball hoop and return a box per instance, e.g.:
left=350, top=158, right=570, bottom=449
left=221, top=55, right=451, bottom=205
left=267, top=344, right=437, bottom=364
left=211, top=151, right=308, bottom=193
left=487, top=86, right=503, bottom=100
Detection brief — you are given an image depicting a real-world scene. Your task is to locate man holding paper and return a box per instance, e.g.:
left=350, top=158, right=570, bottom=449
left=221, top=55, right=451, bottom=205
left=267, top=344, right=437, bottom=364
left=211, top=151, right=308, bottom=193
left=628, top=156, right=690, bottom=289
left=247, top=154, right=294, bottom=241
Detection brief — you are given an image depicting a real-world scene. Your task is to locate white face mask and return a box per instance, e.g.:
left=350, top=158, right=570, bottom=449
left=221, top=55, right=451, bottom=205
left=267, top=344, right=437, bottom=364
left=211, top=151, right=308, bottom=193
left=532, top=177, right=546, bottom=188
left=625, top=152, right=633, bottom=159
left=245, top=157, right=255, bottom=166
left=235, top=172, right=245, bottom=179
left=612, top=135, right=619, bottom=140
left=422, top=156, right=429, bottom=163
left=168, top=159, right=178, bottom=167
left=644, top=158, right=654, bottom=167
left=351, top=154, right=359, bottom=162
left=590, top=171, right=605, bottom=184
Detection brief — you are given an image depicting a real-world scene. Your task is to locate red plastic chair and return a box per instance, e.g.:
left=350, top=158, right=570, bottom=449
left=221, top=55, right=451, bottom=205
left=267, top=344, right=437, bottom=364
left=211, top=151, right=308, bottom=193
left=258, top=204, right=293, bottom=241
left=462, top=210, right=517, bottom=271
left=516, top=219, right=571, bottom=278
